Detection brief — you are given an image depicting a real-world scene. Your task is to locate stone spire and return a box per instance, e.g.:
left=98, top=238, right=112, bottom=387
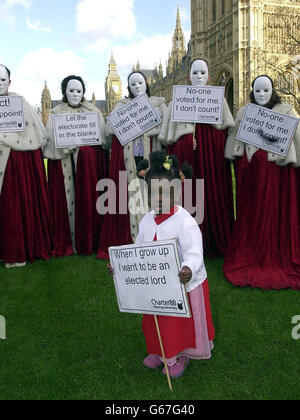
left=172, top=5, right=186, bottom=56
left=159, top=61, right=163, bottom=79
left=41, top=81, right=51, bottom=126
left=167, top=5, right=186, bottom=73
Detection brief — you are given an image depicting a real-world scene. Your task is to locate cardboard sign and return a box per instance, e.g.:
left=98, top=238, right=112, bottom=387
left=107, top=94, right=161, bottom=146
left=53, top=113, right=102, bottom=148
left=171, top=85, right=224, bottom=124
left=109, top=239, right=191, bottom=318
left=0, top=96, right=25, bottom=132
left=237, top=104, right=299, bottom=157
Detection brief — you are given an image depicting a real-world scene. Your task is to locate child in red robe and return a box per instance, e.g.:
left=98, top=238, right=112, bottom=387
left=109, top=151, right=215, bottom=378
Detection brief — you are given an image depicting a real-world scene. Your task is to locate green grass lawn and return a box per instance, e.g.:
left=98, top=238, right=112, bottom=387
left=0, top=255, right=299, bottom=400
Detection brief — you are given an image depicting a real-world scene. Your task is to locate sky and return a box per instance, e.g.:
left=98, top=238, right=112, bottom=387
left=0, top=0, right=191, bottom=107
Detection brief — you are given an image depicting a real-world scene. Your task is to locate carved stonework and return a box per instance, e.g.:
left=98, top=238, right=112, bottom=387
left=150, top=0, right=299, bottom=115
left=190, top=0, right=300, bottom=114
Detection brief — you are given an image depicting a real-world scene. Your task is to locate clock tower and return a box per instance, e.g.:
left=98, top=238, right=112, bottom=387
left=105, top=51, right=122, bottom=114
left=41, top=81, right=51, bottom=126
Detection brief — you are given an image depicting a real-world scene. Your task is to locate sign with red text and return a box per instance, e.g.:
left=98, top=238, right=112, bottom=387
left=109, top=239, right=191, bottom=318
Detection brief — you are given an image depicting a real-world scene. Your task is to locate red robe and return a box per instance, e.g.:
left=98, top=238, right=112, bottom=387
left=48, top=146, right=108, bottom=257
left=168, top=124, right=235, bottom=258
left=47, top=159, right=73, bottom=258
left=224, top=150, right=300, bottom=290
left=97, top=137, right=133, bottom=259
left=0, top=150, right=53, bottom=264
left=75, top=146, right=109, bottom=255
left=142, top=208, right=215, bottom=359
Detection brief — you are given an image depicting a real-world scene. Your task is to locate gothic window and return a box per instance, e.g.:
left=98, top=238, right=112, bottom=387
left=277, top=74, right=295, bottom=93
left=220, top=71, right=228, bottom=86
left=212, top=0, right=216, bottom=22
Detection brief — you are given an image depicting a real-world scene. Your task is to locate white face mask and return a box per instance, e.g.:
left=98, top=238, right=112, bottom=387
left=0, top=65, right=10, bottom=96
left=128, top=73, right=147, bottom=98
left=66, top=79, right=84, bottom=107
left=253, top=76, right=273, bottom=106
left=190, top=60, right=209, bottom=87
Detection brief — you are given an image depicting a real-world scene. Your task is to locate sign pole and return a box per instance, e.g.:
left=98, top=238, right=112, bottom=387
left=193, top=123, right=197, bottom=150
left=154, top=315, right=173, bottom=393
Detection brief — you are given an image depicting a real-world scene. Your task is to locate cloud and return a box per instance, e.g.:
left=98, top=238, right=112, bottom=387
left=179, top=6, right=190, bottom=25
left=26, top=18, right=51, bottom=33
left=5, top=0, right=30, bottom=7
left=0, top=7, right=16, bottom=30
left=0, top=0, right=31, bottom=30
left=76, top=0, right=136, bottom=43
left=11, top=48, right=85, bottom=106
left=114, top=33, right=173, bottom=72
left=111, top=29, right=190, bottom=95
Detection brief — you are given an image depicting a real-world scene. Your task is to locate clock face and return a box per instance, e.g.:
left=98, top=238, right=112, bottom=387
left=112, top=84, right=119, bottom=93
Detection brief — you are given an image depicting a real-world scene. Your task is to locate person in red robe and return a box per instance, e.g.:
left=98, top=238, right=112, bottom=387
left=108, top=151, right=215, bottom=378
left=224, top=75, right=300, bottom=290
left=0, top=65, right=53, bottom=268
left=164, top=59, right=235, bottom=258
left=44, top=75, right=108, bottom=257
left=97, top=71, right=167, bottom=259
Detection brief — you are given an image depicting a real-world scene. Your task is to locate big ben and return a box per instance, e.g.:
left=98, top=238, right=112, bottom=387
left=105, top=51, right=122, bottom=115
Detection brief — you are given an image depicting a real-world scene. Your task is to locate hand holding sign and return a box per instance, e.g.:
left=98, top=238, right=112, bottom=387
left=109, top=239, right=191, bottom=318
left=109, top=239, right=192, bottom=393
left=178, top=266, right=192, bottom=285
left=107, top=263, right=114, bottom=276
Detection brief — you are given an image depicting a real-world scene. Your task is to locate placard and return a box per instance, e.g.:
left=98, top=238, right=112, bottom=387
left=171, top=85, right=224, bottom=124
left=237, top=104, right=299, bottom=157
left=53, top=112, right=102, bottom=148
left=0, top=96, right=25, bottom=132
left=109, top=239, right=191, bottom=318
left=107, top=94, right=161, bottom=146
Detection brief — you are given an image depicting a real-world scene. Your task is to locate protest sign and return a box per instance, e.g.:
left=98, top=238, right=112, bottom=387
left=171, top=85, right=224, bottom=124
left=109, top=239, right=191, bottom=318
left=107, top=94, right=161, bottom=146
left=0, top=96, right=25, bottom=132
left=53, top=113, right=101, bottom=148
left=237, top=104, right=299, bottom=157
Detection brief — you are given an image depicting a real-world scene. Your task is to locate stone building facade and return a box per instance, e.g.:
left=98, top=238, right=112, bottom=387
left=149, top=0, right=300, bottom=115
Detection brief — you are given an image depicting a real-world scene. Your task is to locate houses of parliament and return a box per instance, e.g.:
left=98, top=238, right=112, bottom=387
left=41, top=0, right=300, bottom=125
